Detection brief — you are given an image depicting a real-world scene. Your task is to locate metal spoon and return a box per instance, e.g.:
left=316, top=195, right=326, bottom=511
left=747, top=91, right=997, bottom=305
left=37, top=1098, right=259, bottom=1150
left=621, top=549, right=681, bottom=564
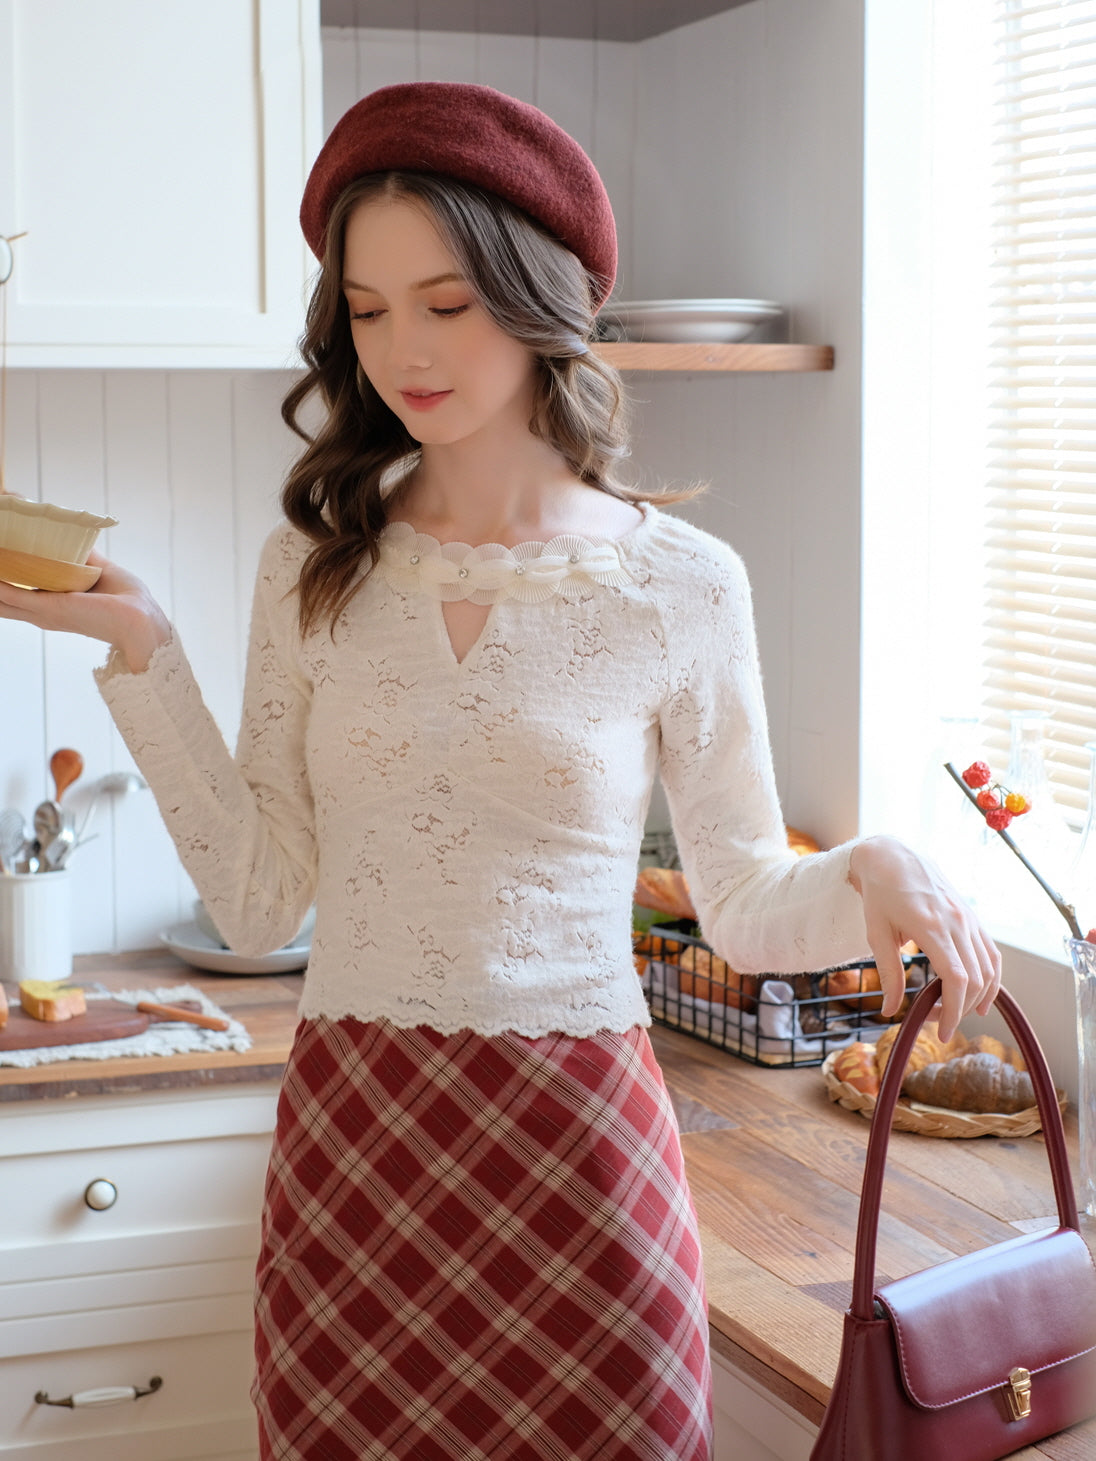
left=33, top=799, right=64, bottom=848
left=0, top=808, right=25, bottom=874
left=35, top=806, right=77, bottom=871
left=75, top=771, right=148, bottom=842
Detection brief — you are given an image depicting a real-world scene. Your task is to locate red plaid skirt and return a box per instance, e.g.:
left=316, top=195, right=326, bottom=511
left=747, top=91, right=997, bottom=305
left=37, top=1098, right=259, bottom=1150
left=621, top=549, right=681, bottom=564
left=253, top=1017, right=712, bottom=1460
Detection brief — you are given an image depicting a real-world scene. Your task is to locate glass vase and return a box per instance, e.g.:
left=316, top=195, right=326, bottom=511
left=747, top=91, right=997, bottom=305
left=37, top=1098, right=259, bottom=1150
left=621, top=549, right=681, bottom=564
left=1070, top=741, right=1096, bottom=922
left=990, top=711, right=1077, bottom=925
left=1068, top=937, right=1096, bottom=1219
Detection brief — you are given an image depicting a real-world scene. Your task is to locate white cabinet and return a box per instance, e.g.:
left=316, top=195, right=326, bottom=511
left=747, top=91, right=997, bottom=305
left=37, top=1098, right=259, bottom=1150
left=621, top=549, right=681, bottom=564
left=0, top=1084, right=278, bottom=1461
left=0, top=0, right=322, bottom=368
left=711, top=1352, right=819, bottom=1461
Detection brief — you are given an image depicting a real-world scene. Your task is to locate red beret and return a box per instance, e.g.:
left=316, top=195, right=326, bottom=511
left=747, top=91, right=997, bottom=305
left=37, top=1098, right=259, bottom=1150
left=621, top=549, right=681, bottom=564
left=300, top=81, right=617, bottom=306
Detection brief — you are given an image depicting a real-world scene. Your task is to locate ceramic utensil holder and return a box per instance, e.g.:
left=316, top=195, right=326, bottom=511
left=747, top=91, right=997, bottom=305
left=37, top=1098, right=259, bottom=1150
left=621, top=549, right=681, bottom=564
left=1068, top=937, right=1096, bottom=1219
left=0, top=870, right=72, bottom=983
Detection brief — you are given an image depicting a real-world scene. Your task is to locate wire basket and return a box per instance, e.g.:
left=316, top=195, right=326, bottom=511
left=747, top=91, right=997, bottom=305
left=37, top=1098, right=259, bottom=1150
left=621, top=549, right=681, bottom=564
left=636, top=921, right=932, bottom=1068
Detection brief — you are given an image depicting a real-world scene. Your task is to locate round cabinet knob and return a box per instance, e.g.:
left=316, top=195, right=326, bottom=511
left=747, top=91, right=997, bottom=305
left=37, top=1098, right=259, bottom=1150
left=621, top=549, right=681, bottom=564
left=84, top=1179, right=118, bottom=1211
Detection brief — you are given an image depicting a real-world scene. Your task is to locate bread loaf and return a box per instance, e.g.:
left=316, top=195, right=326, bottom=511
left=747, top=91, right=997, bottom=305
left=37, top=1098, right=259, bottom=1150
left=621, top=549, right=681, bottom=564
left=19, top=979, right=86, bottom=1022
left=677, top=944, right=759, bottom=1012
left=832, top=1041, right=880, bottom=1097
left=904, top=1052, right=1036, bottom=1115
left=633, top=867, right=696, bottom=920
left=785, top=826, right=821, bottom=857
left=634, top=829, right=821, bottom=922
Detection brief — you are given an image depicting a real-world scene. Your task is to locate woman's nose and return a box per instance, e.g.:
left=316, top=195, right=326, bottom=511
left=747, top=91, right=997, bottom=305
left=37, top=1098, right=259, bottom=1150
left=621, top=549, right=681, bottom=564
left=387, top=311, right=432, bottom=370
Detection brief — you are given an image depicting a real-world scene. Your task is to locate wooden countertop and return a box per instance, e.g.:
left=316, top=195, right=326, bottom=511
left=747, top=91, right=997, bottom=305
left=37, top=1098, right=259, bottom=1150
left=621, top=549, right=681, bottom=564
left=0, top=949, right=303, bottom=1101
left=2, top=952, right=1093, bottom=1456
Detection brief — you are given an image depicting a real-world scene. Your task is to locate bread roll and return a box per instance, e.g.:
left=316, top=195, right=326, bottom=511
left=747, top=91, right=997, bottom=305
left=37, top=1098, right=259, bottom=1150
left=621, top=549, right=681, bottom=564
left=825, top=965, right=893, bottom=1012
left=20, top=979, right=86, bottom=1022
left=677, top=944, right=759, bottom=1012
left=904, top=1052, right=1036, bottom=1115
left=833, top=1041, right=880, bottom=1097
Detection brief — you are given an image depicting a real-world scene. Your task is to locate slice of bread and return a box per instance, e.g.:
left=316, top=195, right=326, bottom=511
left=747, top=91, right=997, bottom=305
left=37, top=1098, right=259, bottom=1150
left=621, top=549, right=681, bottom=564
left=19, top=979, right=86, bottom=1022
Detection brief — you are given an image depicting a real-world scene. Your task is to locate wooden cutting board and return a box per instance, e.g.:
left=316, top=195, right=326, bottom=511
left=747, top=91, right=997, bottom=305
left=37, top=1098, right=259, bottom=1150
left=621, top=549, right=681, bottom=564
left=0, top=987, right=202, bottom=1051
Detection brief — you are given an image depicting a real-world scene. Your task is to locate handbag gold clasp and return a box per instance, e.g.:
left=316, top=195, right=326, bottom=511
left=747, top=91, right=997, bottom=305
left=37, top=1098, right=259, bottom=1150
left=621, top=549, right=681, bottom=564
left=1005, top=1366, right=1032, bottom=1421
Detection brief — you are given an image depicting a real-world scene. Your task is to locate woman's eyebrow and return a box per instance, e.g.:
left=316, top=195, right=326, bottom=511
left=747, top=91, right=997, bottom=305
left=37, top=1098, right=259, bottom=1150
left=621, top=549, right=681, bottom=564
left=342, top=272, right=466, bottom=292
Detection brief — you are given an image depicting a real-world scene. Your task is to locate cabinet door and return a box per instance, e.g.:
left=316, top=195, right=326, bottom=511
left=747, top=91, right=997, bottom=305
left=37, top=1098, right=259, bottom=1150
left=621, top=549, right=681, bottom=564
left=0, top=0, right=322, bottom=367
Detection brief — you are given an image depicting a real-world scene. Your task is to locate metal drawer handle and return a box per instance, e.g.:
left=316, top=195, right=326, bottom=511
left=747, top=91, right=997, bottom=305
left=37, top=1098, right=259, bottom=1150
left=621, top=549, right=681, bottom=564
left=35, top=1376, right=162, bottom=1408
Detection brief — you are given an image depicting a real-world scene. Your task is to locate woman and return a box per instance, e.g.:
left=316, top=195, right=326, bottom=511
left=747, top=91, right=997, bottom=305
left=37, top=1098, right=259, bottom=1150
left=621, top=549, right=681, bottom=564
left=0, top=83, right=999, bottom=1461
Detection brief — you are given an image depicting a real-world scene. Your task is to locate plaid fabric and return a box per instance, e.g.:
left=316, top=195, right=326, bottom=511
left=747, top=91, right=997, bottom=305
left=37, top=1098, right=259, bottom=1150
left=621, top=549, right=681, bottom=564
left=253, top=1017, right=712, bottom=1460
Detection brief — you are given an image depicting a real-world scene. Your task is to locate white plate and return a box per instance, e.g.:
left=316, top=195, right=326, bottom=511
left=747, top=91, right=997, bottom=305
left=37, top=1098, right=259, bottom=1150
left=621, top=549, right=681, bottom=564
left=601, top=298, right=783, bottom=344
left=160, top=921, right=310, bottom=975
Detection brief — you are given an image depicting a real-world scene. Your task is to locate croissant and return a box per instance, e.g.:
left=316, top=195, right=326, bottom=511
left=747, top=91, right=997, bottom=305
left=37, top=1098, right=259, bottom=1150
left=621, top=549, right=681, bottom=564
left=875, top=1021, right=964, bottom=1077
left=965, top=1033, right=1025, bottom=1071
left=833, top=1042, right=880, bottom=1097
left=904, top=1052, right=1036, bottom=1115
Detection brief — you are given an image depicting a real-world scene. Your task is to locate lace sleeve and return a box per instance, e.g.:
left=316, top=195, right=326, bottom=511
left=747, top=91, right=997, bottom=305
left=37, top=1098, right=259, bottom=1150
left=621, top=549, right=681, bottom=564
left=95, top=526, right=317, bottom=955
left=656, top=540, right=870, bottom=974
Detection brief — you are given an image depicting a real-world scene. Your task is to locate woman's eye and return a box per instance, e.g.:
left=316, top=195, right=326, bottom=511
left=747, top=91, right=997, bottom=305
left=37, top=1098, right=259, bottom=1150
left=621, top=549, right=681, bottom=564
left=431, top=304, right=471, bottom=318
left=349, top=309, right=384, bottom=322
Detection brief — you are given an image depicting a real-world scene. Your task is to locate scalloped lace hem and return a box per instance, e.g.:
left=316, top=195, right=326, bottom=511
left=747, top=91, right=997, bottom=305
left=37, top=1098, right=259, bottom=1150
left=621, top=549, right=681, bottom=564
left=296, top=1001, right=653, bottom=1039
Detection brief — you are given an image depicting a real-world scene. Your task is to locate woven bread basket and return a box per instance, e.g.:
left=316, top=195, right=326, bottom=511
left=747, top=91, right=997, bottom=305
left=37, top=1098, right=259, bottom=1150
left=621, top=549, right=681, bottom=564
left=821, top=1048, right=1067, bottom=1138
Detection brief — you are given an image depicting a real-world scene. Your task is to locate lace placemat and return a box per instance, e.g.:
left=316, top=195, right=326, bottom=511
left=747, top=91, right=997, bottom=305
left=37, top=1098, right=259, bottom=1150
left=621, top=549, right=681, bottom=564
left=0, top=984, right=252, bottom=1068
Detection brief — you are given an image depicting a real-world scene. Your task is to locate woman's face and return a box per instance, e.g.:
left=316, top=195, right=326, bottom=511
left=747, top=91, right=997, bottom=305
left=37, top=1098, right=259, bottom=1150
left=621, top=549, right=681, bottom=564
left=342, top=196, right=537, bottom=448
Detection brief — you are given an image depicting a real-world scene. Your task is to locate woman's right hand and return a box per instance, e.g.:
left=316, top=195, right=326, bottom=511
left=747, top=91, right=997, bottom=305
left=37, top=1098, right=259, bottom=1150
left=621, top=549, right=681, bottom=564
left=0, top=551, right=171, bottom=673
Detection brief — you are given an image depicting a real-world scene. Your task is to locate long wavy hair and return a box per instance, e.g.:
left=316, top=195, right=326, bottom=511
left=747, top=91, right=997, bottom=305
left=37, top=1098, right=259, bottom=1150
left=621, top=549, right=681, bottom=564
left=281, top=170, right=698, bottom=635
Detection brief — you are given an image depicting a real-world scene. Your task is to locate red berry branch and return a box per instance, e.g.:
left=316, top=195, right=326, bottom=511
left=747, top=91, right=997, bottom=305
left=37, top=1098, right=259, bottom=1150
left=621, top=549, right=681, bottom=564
left=961, top=760, right=1032, bottom=831
left=945, top=760, right=1086, bottom=941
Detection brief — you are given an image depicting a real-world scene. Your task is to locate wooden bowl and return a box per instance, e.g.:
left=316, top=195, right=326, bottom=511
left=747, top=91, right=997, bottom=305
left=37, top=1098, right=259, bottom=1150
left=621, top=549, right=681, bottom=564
left=0, top=546, right=102, bottom=593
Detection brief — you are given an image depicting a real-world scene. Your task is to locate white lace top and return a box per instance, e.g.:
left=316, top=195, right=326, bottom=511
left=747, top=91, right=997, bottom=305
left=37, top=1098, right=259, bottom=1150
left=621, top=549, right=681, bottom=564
left=96, top=505, right=870, bottom=1038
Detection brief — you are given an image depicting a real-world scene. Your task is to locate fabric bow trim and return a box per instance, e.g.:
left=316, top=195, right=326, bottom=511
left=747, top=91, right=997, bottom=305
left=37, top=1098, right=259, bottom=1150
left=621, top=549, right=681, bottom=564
left=377, top=521, right=634, bottom=604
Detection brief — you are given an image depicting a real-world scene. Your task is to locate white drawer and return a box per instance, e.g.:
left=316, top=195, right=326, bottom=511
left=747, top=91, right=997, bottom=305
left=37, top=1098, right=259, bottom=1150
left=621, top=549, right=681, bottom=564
left=0, top=1328, right=258, bottom=1459
left=0, top=1130, right=272, bottom=1255
left=0, top=1255, right=257, bottom=1357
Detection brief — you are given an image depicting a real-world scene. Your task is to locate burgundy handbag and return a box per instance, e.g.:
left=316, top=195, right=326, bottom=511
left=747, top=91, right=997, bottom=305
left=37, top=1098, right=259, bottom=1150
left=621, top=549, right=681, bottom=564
left=810, top=978, right=1096, bottom=1461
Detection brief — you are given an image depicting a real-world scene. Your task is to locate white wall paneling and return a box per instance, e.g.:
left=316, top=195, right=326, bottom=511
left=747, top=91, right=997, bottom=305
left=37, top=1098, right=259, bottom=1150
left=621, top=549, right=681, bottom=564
left=624, top=0, right=865, bottom=846
left=3, top=373, right=299, bottom=956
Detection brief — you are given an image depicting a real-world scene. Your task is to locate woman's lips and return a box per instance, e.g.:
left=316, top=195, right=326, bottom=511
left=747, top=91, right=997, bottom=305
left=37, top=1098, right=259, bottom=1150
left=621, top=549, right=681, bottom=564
left=400, top=389, right=452, bottom=412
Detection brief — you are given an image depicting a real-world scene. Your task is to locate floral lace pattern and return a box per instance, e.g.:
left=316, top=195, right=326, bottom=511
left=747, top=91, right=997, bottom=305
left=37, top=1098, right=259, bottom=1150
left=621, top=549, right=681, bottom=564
left=377, top=521, right=635, bottom=604
left=96, top=508, right=870, bottom=1039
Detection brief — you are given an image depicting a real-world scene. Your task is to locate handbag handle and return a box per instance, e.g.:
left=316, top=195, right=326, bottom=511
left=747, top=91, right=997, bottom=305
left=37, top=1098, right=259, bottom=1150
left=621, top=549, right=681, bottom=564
left=850, top=979, right=1078, bottom=1321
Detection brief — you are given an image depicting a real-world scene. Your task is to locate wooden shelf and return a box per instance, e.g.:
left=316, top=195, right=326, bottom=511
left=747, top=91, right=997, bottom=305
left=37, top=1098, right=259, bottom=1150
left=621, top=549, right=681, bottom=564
left=594, top=341, right=834, bottom=373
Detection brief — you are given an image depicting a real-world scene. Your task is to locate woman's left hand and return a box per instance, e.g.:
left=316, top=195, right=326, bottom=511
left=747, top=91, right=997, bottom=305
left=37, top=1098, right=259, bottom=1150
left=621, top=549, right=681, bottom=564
left=847, top=835, right=1001, bottom=1044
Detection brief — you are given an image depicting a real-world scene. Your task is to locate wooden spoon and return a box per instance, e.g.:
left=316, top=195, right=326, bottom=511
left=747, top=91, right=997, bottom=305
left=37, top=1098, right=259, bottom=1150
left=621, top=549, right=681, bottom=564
left=50, top=748, right=84, bottom=803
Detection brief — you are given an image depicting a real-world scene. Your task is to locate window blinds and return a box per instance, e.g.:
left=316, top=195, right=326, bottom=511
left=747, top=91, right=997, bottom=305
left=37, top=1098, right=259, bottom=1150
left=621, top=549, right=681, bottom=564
left=986, top=0, right=1096, bottom=816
